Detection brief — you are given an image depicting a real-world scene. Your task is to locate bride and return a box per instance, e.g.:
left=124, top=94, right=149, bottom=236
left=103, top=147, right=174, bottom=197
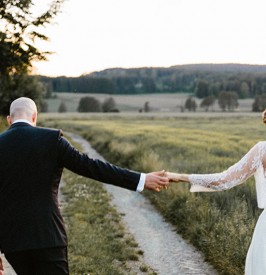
left=166, top=110, right=266, bottom=275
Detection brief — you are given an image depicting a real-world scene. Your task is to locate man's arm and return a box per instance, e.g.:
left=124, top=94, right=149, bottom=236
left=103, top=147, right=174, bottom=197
left=58, top=136, right=169, bottom=191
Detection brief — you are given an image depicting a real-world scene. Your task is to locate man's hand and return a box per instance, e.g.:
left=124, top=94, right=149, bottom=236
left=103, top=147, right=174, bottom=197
left=0, top=257, right=3, bottom=275
left=144, top=170, right=169, bottom=192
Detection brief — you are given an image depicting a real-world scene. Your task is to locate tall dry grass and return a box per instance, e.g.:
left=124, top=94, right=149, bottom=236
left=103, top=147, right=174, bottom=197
left=41, top=114, right=265, bottom=275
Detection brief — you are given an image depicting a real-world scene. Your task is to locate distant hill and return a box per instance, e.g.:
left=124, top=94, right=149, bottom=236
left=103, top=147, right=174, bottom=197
left=40, top=63, right=266, bottom=97
left=89, top=63, right=266, bottom=77
left=170, top=63, right=266, bottom=73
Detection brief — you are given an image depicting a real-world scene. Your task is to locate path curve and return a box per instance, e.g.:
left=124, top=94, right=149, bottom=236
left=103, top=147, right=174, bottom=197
left=67, top=132, right=217, bottom=275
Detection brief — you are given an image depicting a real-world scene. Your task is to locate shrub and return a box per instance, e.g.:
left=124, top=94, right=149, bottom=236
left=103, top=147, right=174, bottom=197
left=58, top=101, right=67, bottom=113
left=77, top=97, right=102, bottom=112
left=102, top=97, right=117, bottom=112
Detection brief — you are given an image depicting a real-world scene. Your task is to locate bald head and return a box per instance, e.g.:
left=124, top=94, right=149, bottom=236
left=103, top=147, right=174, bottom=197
left=8, top=97, right=38, bottom=126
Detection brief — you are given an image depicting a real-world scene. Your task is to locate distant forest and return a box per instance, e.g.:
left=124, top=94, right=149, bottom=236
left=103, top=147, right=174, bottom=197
left=39, top=64, right=266, bottom=99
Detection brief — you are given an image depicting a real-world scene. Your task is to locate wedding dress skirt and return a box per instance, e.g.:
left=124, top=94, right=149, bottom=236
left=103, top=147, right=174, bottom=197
left=245, top=209, right=266, bottom=275
left=187, top=141, right=266, bottom=274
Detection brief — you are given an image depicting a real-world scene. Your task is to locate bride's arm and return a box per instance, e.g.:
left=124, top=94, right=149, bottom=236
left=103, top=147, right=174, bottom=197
left=167, top=141, right=266, bottom=191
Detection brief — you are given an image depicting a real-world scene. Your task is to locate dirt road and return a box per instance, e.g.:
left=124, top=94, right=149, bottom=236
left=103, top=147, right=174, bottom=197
left=67, top=132, right=217, bottom=275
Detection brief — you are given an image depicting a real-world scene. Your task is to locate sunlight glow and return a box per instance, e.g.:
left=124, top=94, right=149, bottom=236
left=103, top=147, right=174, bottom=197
left=32, top=0, right=266, bottom=76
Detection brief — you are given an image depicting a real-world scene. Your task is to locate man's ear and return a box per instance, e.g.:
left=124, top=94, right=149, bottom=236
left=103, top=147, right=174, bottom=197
left=7, top=115, right=12, bottom=125
left=32, top=112, right=37, bottom=126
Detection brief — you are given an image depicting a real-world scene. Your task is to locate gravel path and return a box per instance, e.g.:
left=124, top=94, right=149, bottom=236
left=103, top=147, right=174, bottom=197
left=67, top=132, right=217, bottom=275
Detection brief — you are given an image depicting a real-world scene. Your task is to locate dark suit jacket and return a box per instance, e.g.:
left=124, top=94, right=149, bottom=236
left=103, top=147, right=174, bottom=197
left=0, top=122, right=140, bottom=253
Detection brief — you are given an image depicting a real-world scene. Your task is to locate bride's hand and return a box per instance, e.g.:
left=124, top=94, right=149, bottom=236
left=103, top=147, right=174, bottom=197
left=165, top=172, right=182, bottom=182
left=165, top=172, right=190, bottom=183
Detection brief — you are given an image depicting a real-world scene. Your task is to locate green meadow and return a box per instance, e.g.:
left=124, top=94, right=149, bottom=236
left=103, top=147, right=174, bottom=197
left=40, top=112, right=266, bottom=275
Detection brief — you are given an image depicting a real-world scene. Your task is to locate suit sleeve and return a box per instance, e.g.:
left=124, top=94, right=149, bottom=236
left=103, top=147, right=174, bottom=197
left=57, top=134, right=140, bottom=191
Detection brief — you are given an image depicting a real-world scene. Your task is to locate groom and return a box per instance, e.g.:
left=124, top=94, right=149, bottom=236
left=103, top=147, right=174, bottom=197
left=0, top=97, right=169, bottom=275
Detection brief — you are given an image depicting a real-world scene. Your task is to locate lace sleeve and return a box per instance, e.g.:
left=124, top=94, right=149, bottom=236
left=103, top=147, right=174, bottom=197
left=189, top=141, right=266, bottom=191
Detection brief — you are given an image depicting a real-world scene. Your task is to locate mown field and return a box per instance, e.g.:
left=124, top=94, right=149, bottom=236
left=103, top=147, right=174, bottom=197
left=45, top=92, right=254, bottom=112
left=40, top=111, right=266, bottom=275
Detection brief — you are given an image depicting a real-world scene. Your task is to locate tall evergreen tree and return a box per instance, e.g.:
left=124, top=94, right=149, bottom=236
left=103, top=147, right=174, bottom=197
left=195, top=80, right=210, bottom=98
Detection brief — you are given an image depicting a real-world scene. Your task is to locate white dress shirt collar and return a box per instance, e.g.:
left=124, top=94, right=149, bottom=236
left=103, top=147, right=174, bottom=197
left=12, top=119, right=33, bottom=126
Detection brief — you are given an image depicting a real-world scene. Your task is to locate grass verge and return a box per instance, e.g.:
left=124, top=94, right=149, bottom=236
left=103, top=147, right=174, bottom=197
left=62, top=165, right=156, bottom=274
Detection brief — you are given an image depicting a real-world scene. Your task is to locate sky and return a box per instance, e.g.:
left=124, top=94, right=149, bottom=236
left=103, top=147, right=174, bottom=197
left=32, top=0, right=266, bottom=77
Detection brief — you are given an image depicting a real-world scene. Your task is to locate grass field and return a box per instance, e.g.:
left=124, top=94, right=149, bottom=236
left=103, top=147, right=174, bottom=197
left=40, top=111, right=266, bottom=275
left=0, top=90, right=262, bottom=275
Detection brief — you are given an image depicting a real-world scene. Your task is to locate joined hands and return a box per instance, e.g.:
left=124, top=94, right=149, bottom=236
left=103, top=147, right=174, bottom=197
left=144, top=171, right=188, bottom=192
left=144, top=170, right=169, bottom=192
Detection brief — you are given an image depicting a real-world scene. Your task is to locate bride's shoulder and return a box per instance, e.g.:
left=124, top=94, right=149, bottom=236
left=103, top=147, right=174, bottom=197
left=257, top=141, right=266, bottom=145
left=255, top=141, right=266, bottom=149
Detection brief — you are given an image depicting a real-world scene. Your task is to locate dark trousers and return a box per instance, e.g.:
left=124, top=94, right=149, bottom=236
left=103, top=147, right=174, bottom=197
left=5, top=247, right=69, bottom=275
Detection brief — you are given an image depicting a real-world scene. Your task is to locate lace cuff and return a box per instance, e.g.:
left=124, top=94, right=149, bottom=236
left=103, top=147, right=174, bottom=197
left=188, top=142, right=266, bottom=208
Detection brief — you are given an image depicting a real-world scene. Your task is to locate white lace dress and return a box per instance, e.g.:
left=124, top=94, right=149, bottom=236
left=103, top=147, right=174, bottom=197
left=188, top=141, right=266, bottom=275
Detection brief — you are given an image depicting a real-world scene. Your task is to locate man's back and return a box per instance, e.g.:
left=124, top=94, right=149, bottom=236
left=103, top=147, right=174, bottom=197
left=0, top=122, right=67, bottom=253
left=0, top=97, right=168, bottom=275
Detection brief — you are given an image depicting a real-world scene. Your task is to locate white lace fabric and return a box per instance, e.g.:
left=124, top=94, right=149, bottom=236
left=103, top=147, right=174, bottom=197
left=189, top=141, right=266, bottom=208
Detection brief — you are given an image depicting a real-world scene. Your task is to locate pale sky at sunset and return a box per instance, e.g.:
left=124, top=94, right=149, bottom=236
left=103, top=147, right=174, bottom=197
left=33, top=0, right=266, bottom=77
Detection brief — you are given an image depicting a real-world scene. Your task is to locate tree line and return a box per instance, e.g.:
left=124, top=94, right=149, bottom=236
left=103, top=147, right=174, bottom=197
left=39, top=65, right=266, bottom=108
